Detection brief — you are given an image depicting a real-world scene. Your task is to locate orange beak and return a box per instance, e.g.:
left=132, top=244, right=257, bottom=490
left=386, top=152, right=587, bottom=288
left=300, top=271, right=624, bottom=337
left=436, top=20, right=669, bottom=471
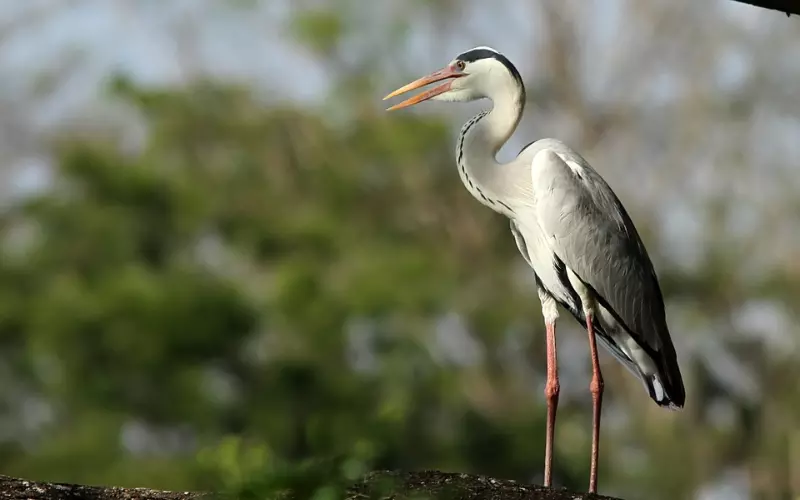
left=383, top=65, right=464, bottom=111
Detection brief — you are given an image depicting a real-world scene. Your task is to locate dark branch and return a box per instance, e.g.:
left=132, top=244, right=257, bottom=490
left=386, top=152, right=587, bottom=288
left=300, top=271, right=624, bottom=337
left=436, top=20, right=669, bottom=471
left=0, top=471, right=624, bottom=500
left=728, top=0, right=799, bottom=16
left=0, top=474, right=209, bottom=500
left=349, top=470, right=623, bottom=499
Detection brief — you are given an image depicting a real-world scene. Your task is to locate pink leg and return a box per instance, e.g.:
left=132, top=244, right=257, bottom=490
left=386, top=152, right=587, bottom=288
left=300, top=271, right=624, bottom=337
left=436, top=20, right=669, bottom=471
left=586, top=314, right=604, bottom=494
left=544, top=321, right=560, bottom=487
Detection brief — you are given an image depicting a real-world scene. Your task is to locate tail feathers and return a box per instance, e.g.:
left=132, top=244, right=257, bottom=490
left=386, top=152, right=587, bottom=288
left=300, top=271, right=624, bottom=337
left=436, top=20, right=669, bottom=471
left=646, top=355, right=685, bottom=410
left=562, top=306, right=686, bottom=409
left=645, top=376, right=682, bottom=410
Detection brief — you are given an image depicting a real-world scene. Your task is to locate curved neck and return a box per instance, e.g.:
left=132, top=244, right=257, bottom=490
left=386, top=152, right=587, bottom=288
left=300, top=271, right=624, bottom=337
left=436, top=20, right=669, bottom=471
left=455, top=87, right=525, bottom=215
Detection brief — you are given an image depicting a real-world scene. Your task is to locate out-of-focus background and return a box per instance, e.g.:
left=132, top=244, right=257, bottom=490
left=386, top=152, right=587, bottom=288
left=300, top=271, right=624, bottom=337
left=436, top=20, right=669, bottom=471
left=0, top=1, right=799, bottom=499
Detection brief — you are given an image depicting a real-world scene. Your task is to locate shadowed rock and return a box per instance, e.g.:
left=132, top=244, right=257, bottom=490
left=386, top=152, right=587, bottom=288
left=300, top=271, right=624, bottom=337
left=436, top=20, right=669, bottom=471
left=0, top=471, right=624, bottom=500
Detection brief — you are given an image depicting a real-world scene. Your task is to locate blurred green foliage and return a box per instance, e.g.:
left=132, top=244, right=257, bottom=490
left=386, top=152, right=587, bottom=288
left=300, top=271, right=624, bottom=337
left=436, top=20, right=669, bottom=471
left=0, top=78, right=564, bottom=496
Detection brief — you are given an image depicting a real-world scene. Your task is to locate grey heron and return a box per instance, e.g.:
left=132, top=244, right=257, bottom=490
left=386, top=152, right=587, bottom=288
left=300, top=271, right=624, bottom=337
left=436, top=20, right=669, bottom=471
left=383, top=47, right=685, bottom=494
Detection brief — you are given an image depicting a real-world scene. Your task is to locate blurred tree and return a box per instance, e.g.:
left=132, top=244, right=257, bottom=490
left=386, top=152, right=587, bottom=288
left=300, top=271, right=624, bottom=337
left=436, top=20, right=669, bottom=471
left=0, top=76, right=564, bottom=493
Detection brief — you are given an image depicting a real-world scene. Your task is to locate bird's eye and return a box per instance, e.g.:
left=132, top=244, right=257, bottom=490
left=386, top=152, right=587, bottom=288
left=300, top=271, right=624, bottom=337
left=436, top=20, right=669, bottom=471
left=455, top=60, right=466, bottom=71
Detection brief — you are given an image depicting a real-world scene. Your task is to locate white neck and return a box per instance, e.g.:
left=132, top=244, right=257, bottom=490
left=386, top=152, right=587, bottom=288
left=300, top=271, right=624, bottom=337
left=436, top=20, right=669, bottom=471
left=455, top=89, right=524, bottom=217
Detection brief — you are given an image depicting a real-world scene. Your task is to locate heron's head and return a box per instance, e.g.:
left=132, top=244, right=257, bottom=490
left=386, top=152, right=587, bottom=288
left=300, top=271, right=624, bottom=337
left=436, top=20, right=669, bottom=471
left=383, top=46, right=524, bottom=111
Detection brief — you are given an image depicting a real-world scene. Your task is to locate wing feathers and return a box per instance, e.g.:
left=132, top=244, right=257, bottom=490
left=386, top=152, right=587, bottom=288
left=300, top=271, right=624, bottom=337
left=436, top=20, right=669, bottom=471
left=529, top=145, right=685, bottom=407
left=530, top=147, right=667, bottom=351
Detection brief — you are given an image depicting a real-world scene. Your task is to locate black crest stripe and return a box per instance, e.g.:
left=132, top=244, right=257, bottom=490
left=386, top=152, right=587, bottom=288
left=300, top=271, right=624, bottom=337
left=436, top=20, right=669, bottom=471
left=455, top=48, right=523, bottom=89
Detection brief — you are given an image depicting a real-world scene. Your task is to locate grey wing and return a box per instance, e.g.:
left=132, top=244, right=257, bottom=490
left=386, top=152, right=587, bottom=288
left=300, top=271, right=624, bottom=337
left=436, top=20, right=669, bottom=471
left=529, top=147, right=668, bottom=351
left=509, top=219, right=533, bottom=268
